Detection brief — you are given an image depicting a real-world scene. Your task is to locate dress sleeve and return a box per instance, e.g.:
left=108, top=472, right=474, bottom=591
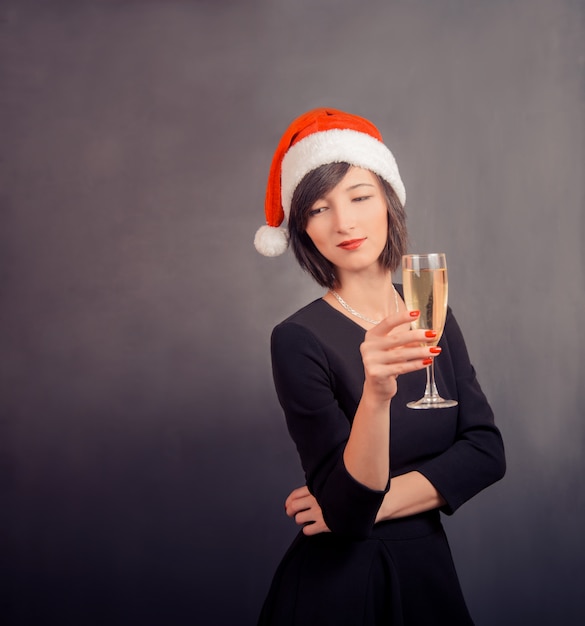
left=271, top=321, right=386, bottom=538
left=417, top=308, right=506, bottom=514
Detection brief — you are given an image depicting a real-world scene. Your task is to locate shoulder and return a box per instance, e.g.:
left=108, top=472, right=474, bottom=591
left=276, top=298, right=328, bottom=327
left=272, top=298, right=364, bottom=350
left=271, top=300, right=328, bottom=356
left=272, top=298, right=333, bottom=342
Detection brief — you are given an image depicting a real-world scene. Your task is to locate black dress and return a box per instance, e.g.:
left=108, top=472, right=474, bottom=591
left=258, top=292, right=506, bottom=626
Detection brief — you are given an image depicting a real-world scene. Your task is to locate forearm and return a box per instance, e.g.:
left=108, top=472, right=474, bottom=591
left=341, top=310, right=438, bottom=493
left=343, top=385, right=391, bottom=491
left=375, top=471, right=446, bottom=522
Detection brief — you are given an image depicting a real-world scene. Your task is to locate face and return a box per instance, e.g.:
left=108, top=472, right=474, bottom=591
left=304, top=166, right=389, bottom=278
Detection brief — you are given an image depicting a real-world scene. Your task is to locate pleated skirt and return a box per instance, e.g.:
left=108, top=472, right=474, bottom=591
left=257, top=511, right=474, bottom=626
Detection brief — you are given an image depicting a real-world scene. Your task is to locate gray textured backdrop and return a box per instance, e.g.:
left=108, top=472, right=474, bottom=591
left=1, top=0, right=584, bottom=624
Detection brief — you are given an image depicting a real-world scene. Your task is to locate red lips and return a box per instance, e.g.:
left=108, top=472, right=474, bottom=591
left=337, top=238, right=366, bottom=250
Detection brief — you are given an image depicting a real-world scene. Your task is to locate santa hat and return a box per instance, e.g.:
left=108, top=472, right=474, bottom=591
left=254, top=107, right=406, bottom=257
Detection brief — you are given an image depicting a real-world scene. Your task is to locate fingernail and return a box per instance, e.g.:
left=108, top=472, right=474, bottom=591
left=422, top=358, right=433, bottom=365
left=409, top=310, right=420, bottom=317
left=430, top=347, right=442, bottom=354
left=425, top=330, right=437, bottom=338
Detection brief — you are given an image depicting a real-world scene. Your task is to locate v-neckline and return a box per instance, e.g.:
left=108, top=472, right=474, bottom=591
left=317, top=283, right=404, bottom=333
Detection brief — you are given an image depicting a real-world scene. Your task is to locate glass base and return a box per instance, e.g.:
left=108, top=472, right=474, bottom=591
left=407, top=396, right=458, bottom=410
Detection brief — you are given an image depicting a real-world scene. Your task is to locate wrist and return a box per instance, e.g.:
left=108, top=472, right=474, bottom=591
left=361, top=380, right=394, bottom=408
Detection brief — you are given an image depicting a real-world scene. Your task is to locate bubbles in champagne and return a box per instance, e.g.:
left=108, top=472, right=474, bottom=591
left=402, top=268, right=448, bottom=344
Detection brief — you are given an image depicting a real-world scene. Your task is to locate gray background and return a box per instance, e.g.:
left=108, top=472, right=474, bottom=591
left=1, top=0, right=583, bottom=624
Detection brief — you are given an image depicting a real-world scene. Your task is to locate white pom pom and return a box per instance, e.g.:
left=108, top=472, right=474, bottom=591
left=254, top=225, right=289, bottom=257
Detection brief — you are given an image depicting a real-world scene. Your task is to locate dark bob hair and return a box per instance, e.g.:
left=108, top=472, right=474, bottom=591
left=288, top=162, right=408, bottom=289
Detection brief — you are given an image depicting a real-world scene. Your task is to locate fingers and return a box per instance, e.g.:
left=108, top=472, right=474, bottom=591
left=365, top=342, right=441, bottom=365
left=284, top=485, right=311, bottom=517
left=366, top=312, right=439, bottom=353
left=368, top=327, right=439, bottom=353
left=361, top=308, right=441, bottom=377
left=360, top=335, right=441, bottom=373
left=293, top=508, right=320, bottom=526
left=302, top=520, right=331, bottom=536
left=361, top=349, right=437, bottom=387
left=283, top=486, right=331, bottom=534
left=285, top=494, right=319, bottom=520
left=368, top=309, right=420, bottom=337
left=360, top=316, right=443, bottom=398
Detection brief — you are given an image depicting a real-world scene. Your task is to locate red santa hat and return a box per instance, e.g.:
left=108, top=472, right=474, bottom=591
left=254, top=107, right=406, bottom=257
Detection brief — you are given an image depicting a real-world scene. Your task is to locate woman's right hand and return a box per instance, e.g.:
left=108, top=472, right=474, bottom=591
left=360, top=310, right=440, bottom=401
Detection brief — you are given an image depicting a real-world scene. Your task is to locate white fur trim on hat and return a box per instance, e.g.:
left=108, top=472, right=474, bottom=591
left=280, top=128, right=406, bottom=218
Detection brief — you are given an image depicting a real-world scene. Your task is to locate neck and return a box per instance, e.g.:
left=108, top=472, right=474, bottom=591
left=331, top=270, right=396, bottom=320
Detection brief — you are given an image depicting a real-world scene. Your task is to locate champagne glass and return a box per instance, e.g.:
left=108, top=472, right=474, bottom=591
left=402, top=253, right=458, bottom=409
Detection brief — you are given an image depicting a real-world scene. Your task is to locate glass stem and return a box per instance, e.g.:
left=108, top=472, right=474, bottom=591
left=424, top=360, right=440, bottom=401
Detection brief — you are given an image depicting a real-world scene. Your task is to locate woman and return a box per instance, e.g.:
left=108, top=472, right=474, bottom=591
left=253, top=108, right=505, bottom=625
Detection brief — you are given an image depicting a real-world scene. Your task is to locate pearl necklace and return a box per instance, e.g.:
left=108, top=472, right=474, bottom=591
left=330, top=285, right=400, bottom=325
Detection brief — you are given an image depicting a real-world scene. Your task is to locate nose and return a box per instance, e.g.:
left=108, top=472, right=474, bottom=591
left=332, top=202, right=356, bottom=233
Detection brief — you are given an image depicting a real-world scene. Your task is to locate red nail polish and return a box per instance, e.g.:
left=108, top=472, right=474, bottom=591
left=430, top=347, right=442, bottom=354
left=425, top=330, right=437, bottom=338
left=409, top=310, right=420, bottom=317
left=422, top=358, right=433, bottom=365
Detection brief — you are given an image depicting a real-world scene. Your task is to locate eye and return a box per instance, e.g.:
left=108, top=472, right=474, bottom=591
left=308, top=206, right=328, bottom=217
left=352, top=195, right=372, bottom=203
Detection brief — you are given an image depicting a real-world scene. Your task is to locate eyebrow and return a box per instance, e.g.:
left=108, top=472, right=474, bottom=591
left=345, top=182, right=376, bottom=191
left=312, top=182, right=376, bottom=207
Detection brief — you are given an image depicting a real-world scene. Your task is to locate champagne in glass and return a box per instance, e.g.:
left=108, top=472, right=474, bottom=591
left=402, top=253, right=458, bottom=409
